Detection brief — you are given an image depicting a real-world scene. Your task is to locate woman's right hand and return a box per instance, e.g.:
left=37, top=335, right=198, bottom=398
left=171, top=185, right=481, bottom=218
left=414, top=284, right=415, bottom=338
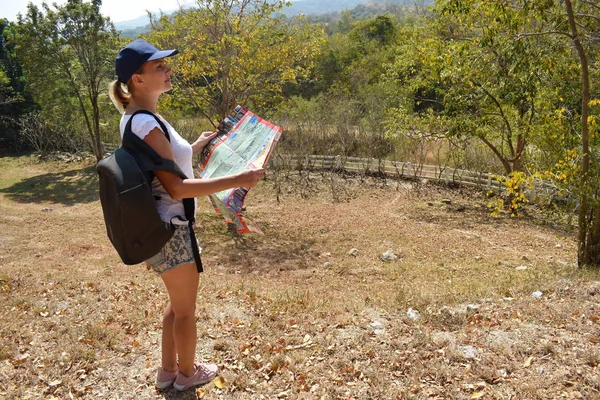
left=236, top=168, right=266, bottom=188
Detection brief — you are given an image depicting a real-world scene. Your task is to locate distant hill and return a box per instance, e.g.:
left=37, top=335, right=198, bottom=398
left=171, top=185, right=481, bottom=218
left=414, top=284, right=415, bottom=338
left=114, top=0, right=433, bottom=35
left=282, top=0, right=431, bottom=16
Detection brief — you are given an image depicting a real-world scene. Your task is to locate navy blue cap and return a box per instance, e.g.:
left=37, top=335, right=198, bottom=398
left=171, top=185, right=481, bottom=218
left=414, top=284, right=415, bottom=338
left=115, top=39, right=178, bottom=83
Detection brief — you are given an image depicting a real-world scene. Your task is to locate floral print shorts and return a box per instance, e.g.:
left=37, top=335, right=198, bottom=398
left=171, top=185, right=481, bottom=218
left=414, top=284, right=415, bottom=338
left=146, top=224, right=201, bottom=274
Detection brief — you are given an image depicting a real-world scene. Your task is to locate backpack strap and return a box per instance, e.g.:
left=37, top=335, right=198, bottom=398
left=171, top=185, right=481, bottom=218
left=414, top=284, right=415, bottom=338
left=121, top=110, right=203, bottom=273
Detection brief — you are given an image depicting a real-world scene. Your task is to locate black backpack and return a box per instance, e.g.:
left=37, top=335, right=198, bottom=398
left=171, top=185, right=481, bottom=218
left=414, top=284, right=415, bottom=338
left=96, top=110, right=203, bottom=272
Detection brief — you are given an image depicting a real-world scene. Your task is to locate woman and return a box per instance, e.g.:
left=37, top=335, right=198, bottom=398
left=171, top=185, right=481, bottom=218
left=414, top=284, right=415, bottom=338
left=109, top=39, right=265, bottom=391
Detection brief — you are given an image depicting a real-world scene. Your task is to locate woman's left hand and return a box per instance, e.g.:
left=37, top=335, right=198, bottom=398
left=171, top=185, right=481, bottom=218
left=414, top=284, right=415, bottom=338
left=192, top=131, right=218, bottom=154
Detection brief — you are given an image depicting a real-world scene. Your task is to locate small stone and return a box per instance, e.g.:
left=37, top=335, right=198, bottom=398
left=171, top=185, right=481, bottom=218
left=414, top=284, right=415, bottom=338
left=441, top=198, right=452, bottom=204
left=348, top=248, right=359, bottom=257
left=373, top=329, right=385, bottom=335
left=323, top=261, right=332, bottom=268
left=515, top=265, right=528, bottom=271
left=501, top=297, right=514, bottom=302
left=521, top=255, right=530, bottom=261
left=556, top=244, right=563, bottom=248
left=427, top=201, right=434, bottom=206
left=466, top=304, right=480, bottom=312
left=454, top=205, right=466, bottom=212
left=42, top=207, right=53, bottom=212
left=475, top=255, right=482, bottom=260
left=407, top=308, right=421, bottom=321
left=457, top=345, right=479, bottom=359
left=370, top=320, right=383, bottom=329
left=532, top=291, right=543, bottom=299
left=379, top=250, right=398, bottom=262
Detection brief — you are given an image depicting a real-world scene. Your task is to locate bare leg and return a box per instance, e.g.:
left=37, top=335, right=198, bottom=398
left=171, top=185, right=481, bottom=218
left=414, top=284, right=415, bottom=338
left=160, top=262, right=199, bottom=377
left=161, top=302, right=177, bottom=372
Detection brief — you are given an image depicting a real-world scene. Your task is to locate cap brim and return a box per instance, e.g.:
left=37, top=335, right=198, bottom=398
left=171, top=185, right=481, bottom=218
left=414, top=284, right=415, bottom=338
left=147, top=49, right=179, bottom=61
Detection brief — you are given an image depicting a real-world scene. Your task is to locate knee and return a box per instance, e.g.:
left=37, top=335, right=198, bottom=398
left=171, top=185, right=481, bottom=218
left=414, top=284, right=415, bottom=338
left=163, top=305, right=175, bottom=323
left=172, top=303, right=196, bottom=320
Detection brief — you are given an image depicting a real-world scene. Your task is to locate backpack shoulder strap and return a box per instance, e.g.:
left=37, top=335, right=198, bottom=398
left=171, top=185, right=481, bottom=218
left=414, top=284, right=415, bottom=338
left=121, top=111, right=186, bottom=178
left=125, top=109, right=171, bottom=142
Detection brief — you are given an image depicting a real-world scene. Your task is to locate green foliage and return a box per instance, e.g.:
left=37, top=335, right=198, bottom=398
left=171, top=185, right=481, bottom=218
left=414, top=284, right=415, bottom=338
left=11, top=0, right=120, bottom=159
left=0, top=18, right=35, bottom=151
left=146, top=0, right=325, bottom=125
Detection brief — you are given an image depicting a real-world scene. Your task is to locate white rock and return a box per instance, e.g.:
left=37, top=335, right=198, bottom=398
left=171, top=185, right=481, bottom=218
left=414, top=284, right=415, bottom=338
left=369, top=320, right=383, bottom=329
left=457, top=345, right=479, bottom=359
left=379, top=249, right=398, bottom=262
left=466, top=304, right=480, bottom=312
left=348, top=248, right=359, bottom=257
left=323, top=261, right=332, bottom=268
left=532, top=291, right=543, bottom=299
left=407, top=308, right=421, bottom=321
left=515, top=265, right=528, bottom=271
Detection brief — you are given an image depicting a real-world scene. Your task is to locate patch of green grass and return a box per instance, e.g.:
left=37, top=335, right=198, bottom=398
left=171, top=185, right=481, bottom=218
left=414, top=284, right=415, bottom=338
left=0, top=154, right=98, bottom=204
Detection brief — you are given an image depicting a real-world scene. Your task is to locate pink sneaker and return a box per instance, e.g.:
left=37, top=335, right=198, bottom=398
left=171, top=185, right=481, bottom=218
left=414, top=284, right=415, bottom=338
left=155, top=367, right=179, bottom=389
left=173, top=362, right=218, bottom=391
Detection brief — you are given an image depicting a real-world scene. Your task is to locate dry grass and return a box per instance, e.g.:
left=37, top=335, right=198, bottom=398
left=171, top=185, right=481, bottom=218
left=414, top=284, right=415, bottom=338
left=0, top=154, right=599, bottom=399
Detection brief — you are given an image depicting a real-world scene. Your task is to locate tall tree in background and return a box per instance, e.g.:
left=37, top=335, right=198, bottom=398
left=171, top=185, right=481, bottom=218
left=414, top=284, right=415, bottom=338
left=147, top=0, right=325, bottom=125
left=0, top=18, right=34, bottom=150
left=524, top=0, right=600, bottom=267
left=12, top=0, right=119, bottom=160
left=387, top=0, right=557, bottom=175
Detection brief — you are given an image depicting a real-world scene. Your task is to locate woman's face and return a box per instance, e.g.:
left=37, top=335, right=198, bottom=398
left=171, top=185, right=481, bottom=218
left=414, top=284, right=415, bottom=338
left=134, top=58, right=172, bottom=93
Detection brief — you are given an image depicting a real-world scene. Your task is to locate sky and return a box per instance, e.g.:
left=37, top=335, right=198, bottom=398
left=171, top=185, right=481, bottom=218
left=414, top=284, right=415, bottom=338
left=0, top=0, right=194, bottom=23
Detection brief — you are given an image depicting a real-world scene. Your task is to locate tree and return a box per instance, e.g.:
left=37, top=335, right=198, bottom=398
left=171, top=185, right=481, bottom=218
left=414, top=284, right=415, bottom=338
left=0, top=18, right=35, bottom=150
left=12, top=0, right=119, bottom=160
left=147, top=0, right=325, bottom=125
left=518, top=0, right=600, bottom=267
left=386, top=0, right=563, bottom=176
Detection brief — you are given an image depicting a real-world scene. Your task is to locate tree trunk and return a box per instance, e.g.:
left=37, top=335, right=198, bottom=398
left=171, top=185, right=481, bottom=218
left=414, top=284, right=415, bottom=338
left=564, top=0, right=597, bottom=267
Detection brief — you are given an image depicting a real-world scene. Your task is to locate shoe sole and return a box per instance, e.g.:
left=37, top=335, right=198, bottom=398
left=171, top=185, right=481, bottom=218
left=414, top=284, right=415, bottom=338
left=155, top=380, right=176, bottom=390
left=173, top=376, right=216, bottom=391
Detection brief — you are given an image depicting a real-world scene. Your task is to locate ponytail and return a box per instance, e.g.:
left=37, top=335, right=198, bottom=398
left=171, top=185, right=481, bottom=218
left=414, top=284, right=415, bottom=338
left=108, top=80, right=131, bottom=113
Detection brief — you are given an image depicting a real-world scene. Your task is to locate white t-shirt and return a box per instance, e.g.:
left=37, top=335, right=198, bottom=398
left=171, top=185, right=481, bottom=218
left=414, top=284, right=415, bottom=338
left=120, top=112, right=196, bottom=223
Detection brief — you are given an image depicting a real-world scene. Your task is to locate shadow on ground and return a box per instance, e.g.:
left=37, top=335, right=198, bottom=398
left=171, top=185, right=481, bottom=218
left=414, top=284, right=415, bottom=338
left=0, top=165, right=99, bottom=205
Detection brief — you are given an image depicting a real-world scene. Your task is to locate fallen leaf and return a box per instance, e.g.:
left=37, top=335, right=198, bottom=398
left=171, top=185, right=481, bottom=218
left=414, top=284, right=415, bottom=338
left=11, top=353, right=29, bottom=366
left=213, top=376, right=226, bottom=389
left=471, top=392, right=484, bottom=399
left=195, top=388, right=206, bottom=398
left=523, top=356, right=534, bottom=368
left=590, top=316, right=599, bottom=323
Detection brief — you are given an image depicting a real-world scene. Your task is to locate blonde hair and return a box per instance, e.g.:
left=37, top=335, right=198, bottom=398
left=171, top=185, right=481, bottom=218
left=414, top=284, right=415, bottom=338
left=108, top=80, right=132, bottom=113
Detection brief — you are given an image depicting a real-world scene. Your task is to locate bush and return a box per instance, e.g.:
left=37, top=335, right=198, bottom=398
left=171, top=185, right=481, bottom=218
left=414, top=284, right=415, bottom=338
left=18, top=113, right=88, bottom=155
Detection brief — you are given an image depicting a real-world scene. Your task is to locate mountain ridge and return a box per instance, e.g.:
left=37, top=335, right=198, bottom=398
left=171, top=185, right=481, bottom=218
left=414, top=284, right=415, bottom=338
left=114, top=0, right=432, bottom=32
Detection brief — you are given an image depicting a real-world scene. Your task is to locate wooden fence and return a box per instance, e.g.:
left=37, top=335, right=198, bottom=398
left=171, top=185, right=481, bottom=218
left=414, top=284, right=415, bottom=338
left=268, top=153, right=558, bottom=198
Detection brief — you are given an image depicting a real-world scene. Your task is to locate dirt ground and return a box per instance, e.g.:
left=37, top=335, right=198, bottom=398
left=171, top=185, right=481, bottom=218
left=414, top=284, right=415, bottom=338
left=0, top=154, right=599, bottom=399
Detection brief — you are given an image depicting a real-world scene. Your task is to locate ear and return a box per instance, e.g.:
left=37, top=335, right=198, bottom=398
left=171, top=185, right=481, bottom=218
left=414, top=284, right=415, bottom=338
left=131, top=74, right=144, bottom=85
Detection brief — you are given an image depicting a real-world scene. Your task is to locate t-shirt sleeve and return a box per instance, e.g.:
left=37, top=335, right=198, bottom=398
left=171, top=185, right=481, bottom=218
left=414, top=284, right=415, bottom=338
left=129, top=114, right=166, bottom=140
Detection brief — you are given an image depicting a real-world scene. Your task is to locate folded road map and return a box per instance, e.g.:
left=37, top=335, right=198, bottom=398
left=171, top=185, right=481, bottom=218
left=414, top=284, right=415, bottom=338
left=198, top=105, right=282, bottom=234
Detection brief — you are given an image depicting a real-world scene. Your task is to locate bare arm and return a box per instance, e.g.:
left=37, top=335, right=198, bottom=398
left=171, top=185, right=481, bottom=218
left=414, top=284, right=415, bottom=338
left=143, top=127, right=265, bottom=199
